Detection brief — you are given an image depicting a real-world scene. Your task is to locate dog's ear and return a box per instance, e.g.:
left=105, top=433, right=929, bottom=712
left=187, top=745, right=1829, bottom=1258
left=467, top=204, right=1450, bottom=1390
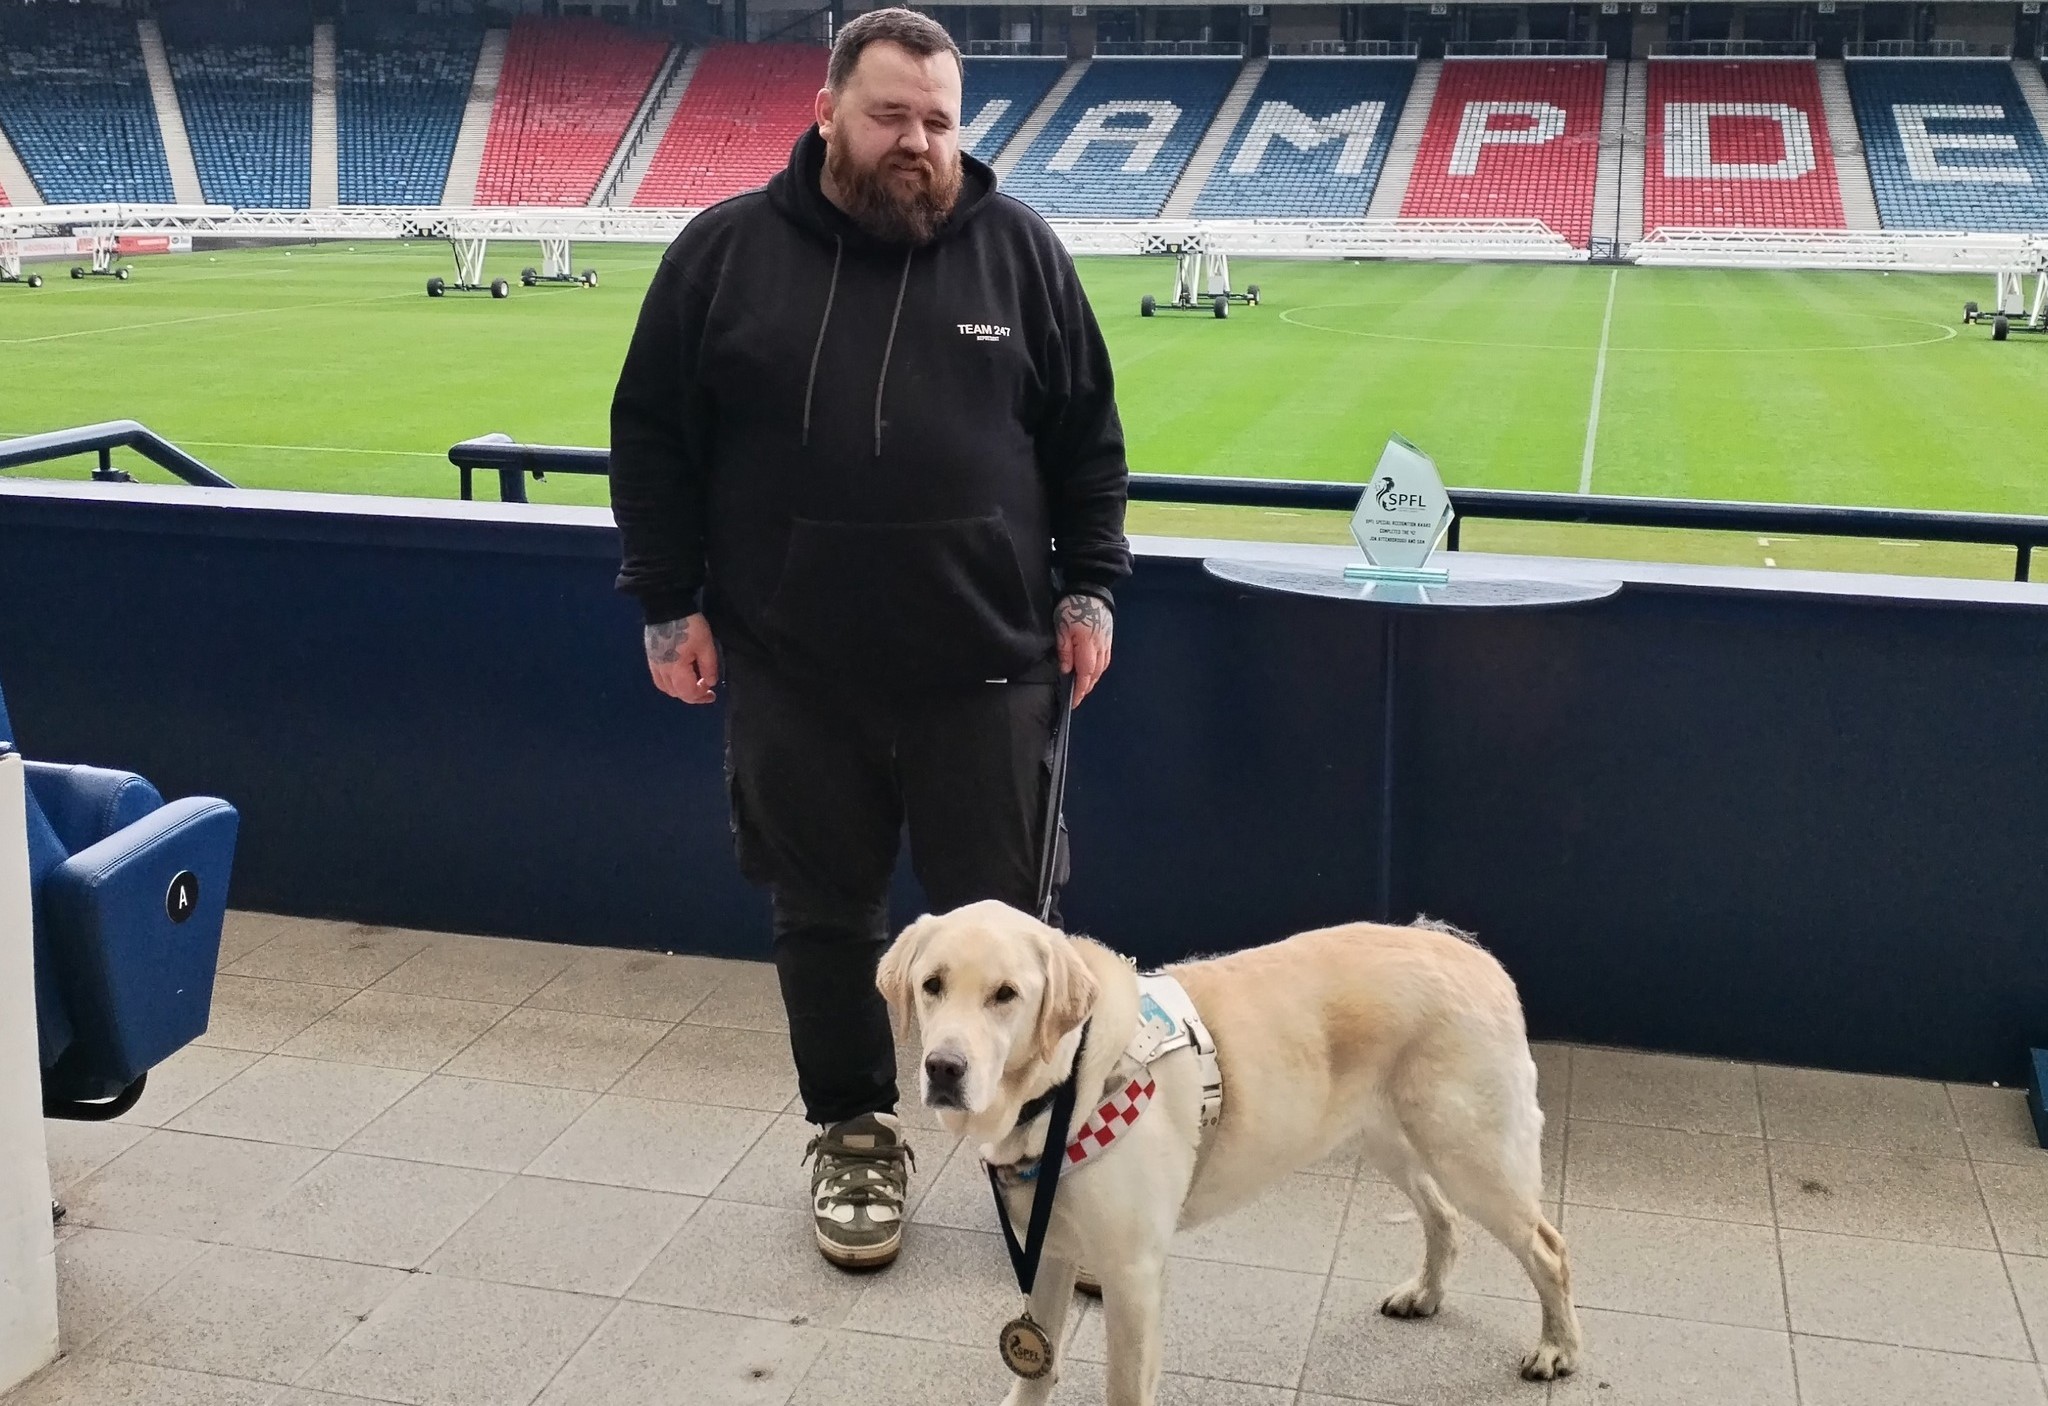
left=876, top=915, right=935, bottom=1043
left=1033, top=932, right=1099, bottom=1064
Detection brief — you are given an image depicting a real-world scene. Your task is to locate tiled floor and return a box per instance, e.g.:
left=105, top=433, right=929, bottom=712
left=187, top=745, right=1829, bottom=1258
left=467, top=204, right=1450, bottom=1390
left=10, top=911, right=2048, bottom=1406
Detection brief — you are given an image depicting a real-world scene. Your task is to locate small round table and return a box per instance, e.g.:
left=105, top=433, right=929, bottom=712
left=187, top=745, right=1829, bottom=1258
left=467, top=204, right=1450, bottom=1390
left=1202, top=557, right=1624, bottom=922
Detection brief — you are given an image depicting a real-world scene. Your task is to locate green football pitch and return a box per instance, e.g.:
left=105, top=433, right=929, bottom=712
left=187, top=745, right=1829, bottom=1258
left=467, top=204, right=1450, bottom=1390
left=3, top=240, right=2038, bottom=577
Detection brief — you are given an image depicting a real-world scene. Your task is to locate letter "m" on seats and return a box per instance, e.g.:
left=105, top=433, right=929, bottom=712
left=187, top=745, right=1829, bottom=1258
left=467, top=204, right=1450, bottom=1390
left=1230, top=100, right=1388, bottom=176
left=1050, top=102, right=1183, bottom=172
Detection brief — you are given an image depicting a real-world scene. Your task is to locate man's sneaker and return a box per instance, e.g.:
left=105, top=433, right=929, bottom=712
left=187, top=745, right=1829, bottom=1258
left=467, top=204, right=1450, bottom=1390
left=805, top=1112, right=914, bottom=1269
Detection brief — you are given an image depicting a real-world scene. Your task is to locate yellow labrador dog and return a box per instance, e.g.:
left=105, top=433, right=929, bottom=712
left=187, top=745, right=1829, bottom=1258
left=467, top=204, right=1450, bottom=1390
left=877, top=900, right=1579, bottom=1406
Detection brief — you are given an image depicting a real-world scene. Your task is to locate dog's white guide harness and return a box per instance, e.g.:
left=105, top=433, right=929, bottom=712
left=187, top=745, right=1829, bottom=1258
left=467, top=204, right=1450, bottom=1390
left=1006, top=973, right=1222, bottom=1183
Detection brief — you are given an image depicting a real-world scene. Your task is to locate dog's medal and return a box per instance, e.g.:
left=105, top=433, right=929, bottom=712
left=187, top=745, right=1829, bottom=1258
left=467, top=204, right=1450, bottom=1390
left=999, top=1310, right=1054, bottom=1379
left=987, top=1024, right=1090, bottom=1381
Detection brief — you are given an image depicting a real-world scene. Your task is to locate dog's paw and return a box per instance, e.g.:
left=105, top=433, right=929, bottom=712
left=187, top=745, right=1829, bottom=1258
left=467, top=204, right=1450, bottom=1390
left=1379, top=1281, right=1443, bottom=1319
left=1518, top=1344, right=1575, bottom=1381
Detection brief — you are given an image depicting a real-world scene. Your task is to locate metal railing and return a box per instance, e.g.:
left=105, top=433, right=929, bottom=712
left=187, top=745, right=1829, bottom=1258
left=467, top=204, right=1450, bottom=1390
left=1444, top=39, right=1605, bottom=57
left=1268, top=40, right=1418, bottom=56
left=965, top=39, right=1059, bottom=56
left=1845, top=40, right=2013, bottom=58
left=1652, top=40, right=1817, bottom=58
left=443, top=436, right=2048, bottom=582
left=0, top=422, right=236, bottom=489
left=1094, top=40, right=1245, bottom=56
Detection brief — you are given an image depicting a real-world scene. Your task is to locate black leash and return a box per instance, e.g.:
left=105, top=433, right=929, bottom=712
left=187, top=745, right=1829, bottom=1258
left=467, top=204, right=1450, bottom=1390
left=986, top=668, right=1082, bottom=1380
left=1034, top=669, right=1076, bottom=927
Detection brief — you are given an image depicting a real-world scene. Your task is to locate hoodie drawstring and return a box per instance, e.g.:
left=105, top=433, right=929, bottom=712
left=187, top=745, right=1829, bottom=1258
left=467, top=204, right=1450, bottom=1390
left=801, top=237, right=842, bottom=448
left=873, top=249, right=913, bottom=458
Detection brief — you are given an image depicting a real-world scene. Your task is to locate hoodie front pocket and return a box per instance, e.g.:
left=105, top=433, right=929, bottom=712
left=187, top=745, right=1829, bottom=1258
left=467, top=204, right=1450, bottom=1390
left=762, top=515, right=1042, bottom=679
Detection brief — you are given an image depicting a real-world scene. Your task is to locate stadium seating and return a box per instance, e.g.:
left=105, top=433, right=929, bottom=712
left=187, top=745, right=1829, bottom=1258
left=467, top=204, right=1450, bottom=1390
left=632, top=43, right=823, bottom=207
left=1643, top=60, right=1844, bottom=231
left=1399, top=59, right=1603, bottom=246
left=164, top=11, right=313, bottom=208
left=960, top=57, right=1066, bottom=162
left=1846, top=60, right=2048, bottom=230
left=478, top=16, right=671, bottom=206
left=0, top=7, right=175, bottom=203
left=1193, top=59, right=1414, bottom=217
left=1002, top=59, right=1242, bottom=216
left=338, top=18, right=479, bottom=207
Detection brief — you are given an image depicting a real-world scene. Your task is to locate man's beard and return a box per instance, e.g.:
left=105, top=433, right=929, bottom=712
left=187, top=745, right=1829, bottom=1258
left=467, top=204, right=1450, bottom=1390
left=824, top=130, right=963, bottom=245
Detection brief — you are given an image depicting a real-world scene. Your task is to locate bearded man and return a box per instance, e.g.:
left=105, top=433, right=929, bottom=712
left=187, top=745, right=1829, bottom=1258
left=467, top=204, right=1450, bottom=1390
left=608, top=8, right=1131, bottom=1272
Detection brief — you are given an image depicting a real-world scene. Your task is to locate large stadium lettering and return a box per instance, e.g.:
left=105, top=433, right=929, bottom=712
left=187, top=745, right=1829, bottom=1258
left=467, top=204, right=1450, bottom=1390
left=1662, top=103, right=1815, bottom=180
left=1229, top=100, right=1387, bottom=176
left=1448, top=102, right=1567, bottom=176
left=961, top=99, right=1013, bottom=157
left=1048, top=102, right=1182, bottom=173
left=1891, top=104, right=2030, bottom=184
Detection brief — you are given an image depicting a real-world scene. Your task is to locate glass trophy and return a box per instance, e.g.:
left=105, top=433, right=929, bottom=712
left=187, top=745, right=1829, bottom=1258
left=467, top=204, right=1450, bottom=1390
left=1345, top=434, right=1455, bottom=585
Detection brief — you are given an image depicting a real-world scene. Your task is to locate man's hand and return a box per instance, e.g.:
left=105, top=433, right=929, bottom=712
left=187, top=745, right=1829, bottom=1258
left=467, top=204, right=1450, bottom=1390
left=1055, top=593, right=1114, bottom=706
left=645, top=613, right=720, bottom=704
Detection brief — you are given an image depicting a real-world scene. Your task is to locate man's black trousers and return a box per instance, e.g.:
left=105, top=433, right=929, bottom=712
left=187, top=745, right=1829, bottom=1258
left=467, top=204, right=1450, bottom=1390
left=723, top=659, right=1066, bottom=1127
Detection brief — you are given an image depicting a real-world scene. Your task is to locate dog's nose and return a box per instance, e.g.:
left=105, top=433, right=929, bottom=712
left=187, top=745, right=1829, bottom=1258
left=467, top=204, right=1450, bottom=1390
left=924, top=1051, right=968, bottom=1089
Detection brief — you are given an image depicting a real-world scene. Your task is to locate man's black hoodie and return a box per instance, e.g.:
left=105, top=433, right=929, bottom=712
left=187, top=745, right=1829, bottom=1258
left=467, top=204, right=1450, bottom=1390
left=608, top=127, right=1132, bottom=688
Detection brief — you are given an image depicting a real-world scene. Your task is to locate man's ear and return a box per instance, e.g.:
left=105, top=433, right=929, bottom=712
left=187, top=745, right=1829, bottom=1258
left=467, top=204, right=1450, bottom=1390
left=814, top=86, right=835, bottom=140
left=876, top=915, right=935, bottom=1043
left=1033, top=932, right=1099, bottom=1064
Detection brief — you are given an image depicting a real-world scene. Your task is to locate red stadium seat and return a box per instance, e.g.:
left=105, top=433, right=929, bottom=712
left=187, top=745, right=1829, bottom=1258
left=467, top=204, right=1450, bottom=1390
left=632, top=43, right=824, bottom=208
left=1399, top=59, right=1603, bottom=247
left=1643, top=60, right=1844, bottom=232
left=475, top=16, right=670, bottom=207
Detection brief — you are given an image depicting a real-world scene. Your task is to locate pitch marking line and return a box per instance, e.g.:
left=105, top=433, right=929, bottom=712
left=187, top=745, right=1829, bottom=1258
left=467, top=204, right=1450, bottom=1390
left=1579, top=269, right=1618, bottom=496
left=0, top=291, right=424, bottom=346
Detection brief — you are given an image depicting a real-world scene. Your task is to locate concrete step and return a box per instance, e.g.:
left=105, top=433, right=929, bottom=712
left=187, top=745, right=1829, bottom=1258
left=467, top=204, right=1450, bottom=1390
left=0, top=122, right=40, bottom=205
left=1364, top=59, right=1436, bottom=219
left=1817, top=59, right=1880, bottom=230
left=1619, top=59, right=1647, bottom=243
left=993, top=59, right=1089, bottom=177
left=441, top=28, right=506, bottom=206
left=1161, top=57, right=1266, bottom=218
left=137, top=18, right=204, bottom=204
left=311, top=22, right=338, bottom=208
left=592, top=41, right=685, bottom=207
left=1591, top=59, right=1625, bottom=247
left=2012, top=58, right=2048, bottom=147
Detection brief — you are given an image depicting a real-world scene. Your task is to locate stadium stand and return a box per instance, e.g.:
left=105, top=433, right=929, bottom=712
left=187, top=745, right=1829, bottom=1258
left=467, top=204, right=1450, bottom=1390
left=1399, top=59, right=1604, bottom=247
left=1192, top=58, right=1414, bottom=217
left=631, top=43, right=822, bottom=208
left=1644, top=60, right=1844, bottom=232
left=477, top=16, right=670, bottom=207
left=0, top=6, right=175, bottom=204
left=163, top=9, right=313, bottom=208
left=337, top=18, right=479, bottom=207
left=960, top=57, right=1067, bottom=162
left=1002, top=59, right=1242, bottom=217
left=1845, top=59, right=2048, bottom=230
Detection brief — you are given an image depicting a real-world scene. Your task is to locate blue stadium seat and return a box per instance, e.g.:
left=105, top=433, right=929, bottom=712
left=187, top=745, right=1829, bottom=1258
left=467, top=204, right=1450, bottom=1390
left=0, top=7, right=175, bottom=203
left=164, top=11, right=311, bottom=208
left=960, top=57, right=1066, bottom=163
left=338, top=18, right=478, bottom=207
left=1003, top=59, right=1242, bottom=216
left=1846, top=59, right=2048, bottom=230
left=1193, top=59, right=1414, bottom=217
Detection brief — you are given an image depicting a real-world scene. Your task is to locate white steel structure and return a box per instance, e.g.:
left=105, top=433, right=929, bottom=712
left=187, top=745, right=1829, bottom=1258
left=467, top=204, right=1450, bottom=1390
left=9, top=205, right=2048, bottom=291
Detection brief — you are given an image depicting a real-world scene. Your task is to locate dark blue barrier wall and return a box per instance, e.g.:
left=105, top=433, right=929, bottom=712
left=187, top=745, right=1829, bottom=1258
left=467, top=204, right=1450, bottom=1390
left=3, top=480, right=2045, bottom=1084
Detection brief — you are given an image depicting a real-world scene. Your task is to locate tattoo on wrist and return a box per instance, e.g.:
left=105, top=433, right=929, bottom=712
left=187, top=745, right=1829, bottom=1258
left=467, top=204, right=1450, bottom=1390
left=645, top=618, right=689, bottom=664
left=1057, top=593, right=1112, bottom=642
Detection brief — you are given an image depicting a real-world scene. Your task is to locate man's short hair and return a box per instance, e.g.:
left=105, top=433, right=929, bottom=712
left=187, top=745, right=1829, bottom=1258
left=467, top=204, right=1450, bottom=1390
left=828, top=8, right=962, bottom=91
